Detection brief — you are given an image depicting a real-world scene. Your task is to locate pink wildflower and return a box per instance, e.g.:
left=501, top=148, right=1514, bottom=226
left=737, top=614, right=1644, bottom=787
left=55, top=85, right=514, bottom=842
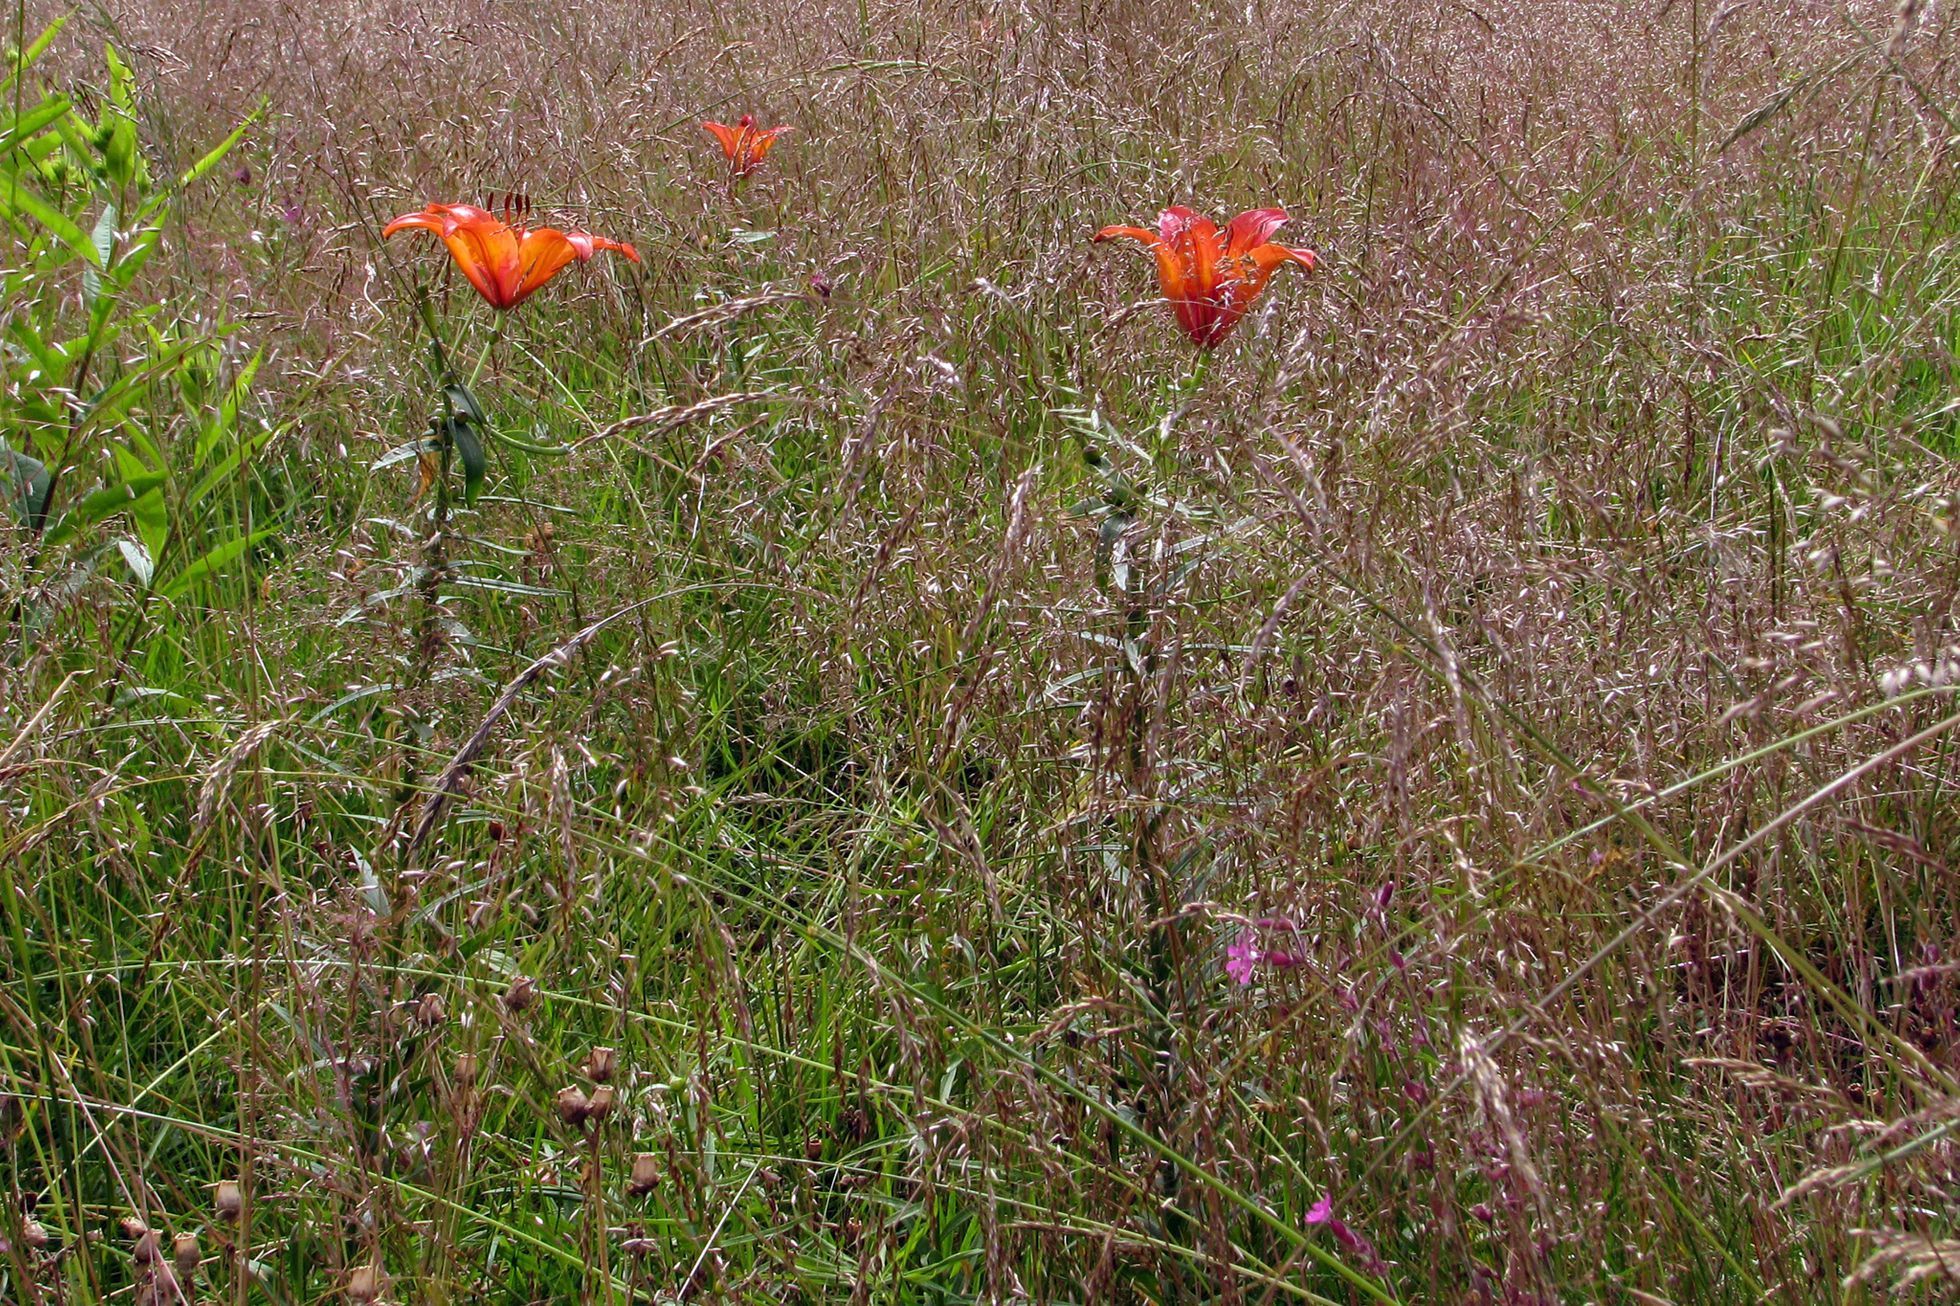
left=1226, top=934, right=1259, bottom=986
left=1305, top=1195, right=1389, bottom=1276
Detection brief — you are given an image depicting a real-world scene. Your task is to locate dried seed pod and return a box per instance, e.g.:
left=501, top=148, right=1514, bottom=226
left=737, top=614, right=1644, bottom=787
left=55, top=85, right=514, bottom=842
left=584, top=1084, right=616, bottom=1123
left=22, top=1217, right=49, bottom=1250
left=415, top=991, right=445, bottom=1028
left=628, top=1152, right=661, bottom=1196
left=453, top=1053, right=480, bottom=1089
left=503, top=976, right=537, bottom=1013
left=584, top=1046, right=617, bottom=1084
left=346, top=1260, right=387, bottom=1302
left=135, top=1264, right=181, bottom=1305
left=214, top=1180, right=243, bottom=1222
left=173, top=1231, right=200, bottom=1279
left=131, top=1225, right=162, bottom=1265
left=554, top=1085, right=591, bottom=1126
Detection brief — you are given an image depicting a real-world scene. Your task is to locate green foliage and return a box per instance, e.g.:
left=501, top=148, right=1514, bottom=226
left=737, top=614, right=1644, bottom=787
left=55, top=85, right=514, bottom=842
left=0, top=25, right=266, bottom=618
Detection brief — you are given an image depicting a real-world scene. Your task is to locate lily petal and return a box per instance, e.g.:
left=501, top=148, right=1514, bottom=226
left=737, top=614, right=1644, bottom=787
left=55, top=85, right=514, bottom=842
left=1225, top=207, right=1290, bottom=256
left=565, top=231, right=643, bottom=264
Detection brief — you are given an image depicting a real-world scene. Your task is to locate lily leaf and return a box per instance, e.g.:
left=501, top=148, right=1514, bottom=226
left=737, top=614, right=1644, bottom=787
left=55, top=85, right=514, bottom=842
left=449, top=416, right=487, bottom=507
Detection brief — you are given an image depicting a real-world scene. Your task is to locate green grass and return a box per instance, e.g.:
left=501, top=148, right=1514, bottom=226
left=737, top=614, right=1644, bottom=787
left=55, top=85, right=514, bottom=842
left=5, top=0, right=1960, bottom=1301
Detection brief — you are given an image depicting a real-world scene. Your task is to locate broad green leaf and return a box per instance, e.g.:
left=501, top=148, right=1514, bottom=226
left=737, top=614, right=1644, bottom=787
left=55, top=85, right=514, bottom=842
left=116, top=536, right=153, bottom=588
left=104, top=46, right=135, bottom=111
left=444, top=381, right=490, bottom=427
left=6, top=19, right=70, bottom=84
left=171, top=111, right=257, bottom=193
left=195, top=354, right=261, bottom=464
left=0, top=95, right=72, bottom=157
left=42, top=470, right=169, bottom=546
left=371, top=438, right=440, bottom=471
left=0, top=441, right=53, bottom=525
left=0, top=176, right=97, bottom=264
left=112, top=443, right=169, bottom=562
left=188, top=424, right=273, bottom=510
left=158, top=527, right=275, bottom=600
left=82, top=204, right=116, bottom=307
left=450, top=416, right=486, bottom=506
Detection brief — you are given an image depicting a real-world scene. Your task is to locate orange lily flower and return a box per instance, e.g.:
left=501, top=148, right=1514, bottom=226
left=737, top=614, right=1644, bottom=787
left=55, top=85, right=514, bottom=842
left=383, top=200, right=640, bottom=311
left=702, top=115, right=790, bottom=178
left=1093, top=205, right=1317, bottom=348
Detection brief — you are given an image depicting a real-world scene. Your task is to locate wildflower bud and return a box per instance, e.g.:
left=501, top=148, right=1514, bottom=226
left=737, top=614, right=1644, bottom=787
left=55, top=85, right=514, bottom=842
left=214, top=1180, right=243, bottom=1222
left=584, top=1084, right=616, bottom=1123
left=584, top=1046, right=617, bottom=1084
left=555, top=1085, right=591, bottom=1126
left=173, top=1232, right=200, bottom=1279
left=503, top=976, right=537, bottom=1013
left=22, top=1218, right=49, bottom=1250
left=346, top=1260, right=387, bottom=1302
left=453, top=1053, right=480, bottom=1089
left=628, top=1152, right=661, bottom=1196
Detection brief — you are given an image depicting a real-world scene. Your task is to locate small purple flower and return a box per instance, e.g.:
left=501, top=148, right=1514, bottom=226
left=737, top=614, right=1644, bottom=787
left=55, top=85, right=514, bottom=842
left=1226, top=933, right=1259, bottom=986
left=1227, top=920, right=1305, bottom=986
left=1305, top=1195, right=1389, bottom=1274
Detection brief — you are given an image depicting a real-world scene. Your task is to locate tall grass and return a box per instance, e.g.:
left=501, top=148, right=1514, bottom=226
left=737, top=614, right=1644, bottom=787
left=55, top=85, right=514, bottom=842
left=4, top=0, right=1959, bottom=1300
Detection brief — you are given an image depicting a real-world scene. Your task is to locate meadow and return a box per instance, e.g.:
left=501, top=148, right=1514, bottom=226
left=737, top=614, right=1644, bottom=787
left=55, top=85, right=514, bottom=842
left=3, top=0, right=1959, bottom=1300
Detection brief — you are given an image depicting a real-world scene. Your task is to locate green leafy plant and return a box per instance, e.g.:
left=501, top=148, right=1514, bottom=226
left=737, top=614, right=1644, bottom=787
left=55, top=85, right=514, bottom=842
left=1, top=22, right=266, bottom=630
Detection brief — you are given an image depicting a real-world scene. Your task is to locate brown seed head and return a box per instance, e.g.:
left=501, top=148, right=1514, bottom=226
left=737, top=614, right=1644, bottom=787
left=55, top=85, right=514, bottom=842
left=346, top=1260, right=387, bottom=1302
left=135, top=1264, right=181, bottom=1305
left=584, top=1046, right=617, bottom=1083
left=453, top=1053, right=480, bottom=1088
left=555, top=1085, right=592, bottom=1126
left=214, top=1180, right=243, bottom=1222
left=503, top=976, right=538, bottom=1013
left=628, top=1151, right=661, bottom=1196
left=584, top=1083, right=616, bottom=1123
left=173, top=1231, right=200, bottom=1278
